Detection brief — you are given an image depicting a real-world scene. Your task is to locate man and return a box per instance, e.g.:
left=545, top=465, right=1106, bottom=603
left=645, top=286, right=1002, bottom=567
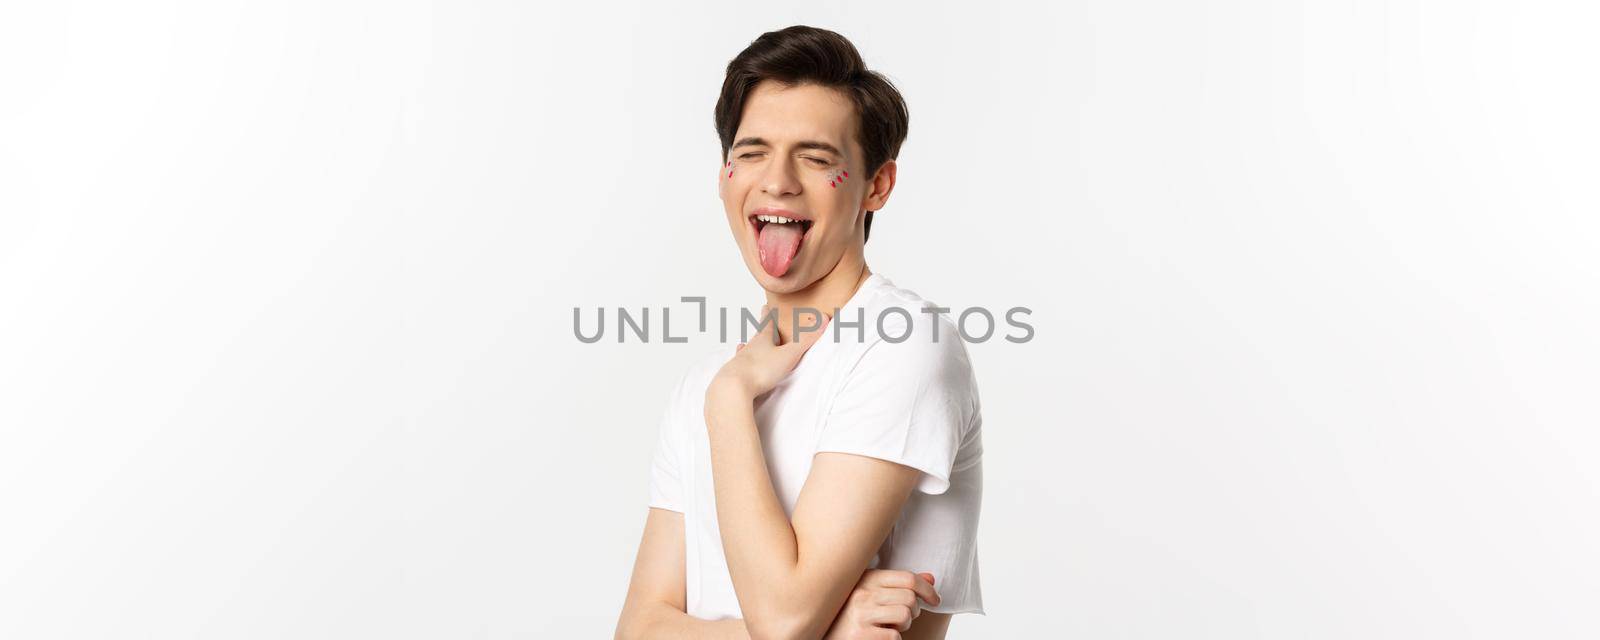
left=615, top=26, right=984, bottom=640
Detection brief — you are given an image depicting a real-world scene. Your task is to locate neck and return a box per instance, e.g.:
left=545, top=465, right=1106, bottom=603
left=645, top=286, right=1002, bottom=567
left=765, top=251, right=871, bottom=343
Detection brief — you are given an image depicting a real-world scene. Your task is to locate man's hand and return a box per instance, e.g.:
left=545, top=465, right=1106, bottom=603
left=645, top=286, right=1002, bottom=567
left=710, top=305, right=830, bottom=402
left=824, top=570, right=941, bottom=640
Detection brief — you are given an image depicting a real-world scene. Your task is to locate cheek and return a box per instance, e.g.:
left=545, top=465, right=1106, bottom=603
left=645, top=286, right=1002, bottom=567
left=719, top=162, right=738, bottom=201
left=720, top=160, right=742, bottom=195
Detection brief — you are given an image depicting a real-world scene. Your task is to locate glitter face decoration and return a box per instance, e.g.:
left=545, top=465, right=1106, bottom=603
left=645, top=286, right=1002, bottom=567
left=725, top=160, right=734, bottom=179
left=828, top=168, right=850, bottom=188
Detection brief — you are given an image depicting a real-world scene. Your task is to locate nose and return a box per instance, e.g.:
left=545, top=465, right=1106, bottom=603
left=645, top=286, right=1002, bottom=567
left=760, top=155, right=803, bottom=198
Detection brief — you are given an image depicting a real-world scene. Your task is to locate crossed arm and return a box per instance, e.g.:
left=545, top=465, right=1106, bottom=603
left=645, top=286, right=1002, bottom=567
left=614, top=404, right=946, bottom=640
left=616, top=502, right=950, bottom=640
left=616, top=314, right=949, bottom=640
left=616, top=498, right=950, bottom=640
left=703, top=392, right=925, bottom=640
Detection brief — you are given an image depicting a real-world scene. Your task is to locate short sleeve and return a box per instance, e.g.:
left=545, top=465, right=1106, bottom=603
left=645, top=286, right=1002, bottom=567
left=647, top=373, right=688, bottom=513
left=815, top=327, right=977, bottom=495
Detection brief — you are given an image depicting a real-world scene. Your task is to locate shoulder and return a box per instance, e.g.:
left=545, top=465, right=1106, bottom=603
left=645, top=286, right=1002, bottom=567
left=832, top=277, right=979, bottom=402
left=848, top=278, right=975, bottom=377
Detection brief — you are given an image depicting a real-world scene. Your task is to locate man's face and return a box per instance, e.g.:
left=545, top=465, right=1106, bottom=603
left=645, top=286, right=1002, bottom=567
left=720, top=81, right=871, bottom=294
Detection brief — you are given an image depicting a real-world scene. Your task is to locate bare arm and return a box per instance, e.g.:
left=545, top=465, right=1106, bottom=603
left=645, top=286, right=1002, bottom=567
left=614, top=507, right=749, bottom=640
left=615, top=507, right=949, bottom=640
left=706, top=392, right=922, bottom=640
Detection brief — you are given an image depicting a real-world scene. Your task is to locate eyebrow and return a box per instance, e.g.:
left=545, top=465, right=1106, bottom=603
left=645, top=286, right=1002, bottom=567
left=731, top=137, right=844, bottom=157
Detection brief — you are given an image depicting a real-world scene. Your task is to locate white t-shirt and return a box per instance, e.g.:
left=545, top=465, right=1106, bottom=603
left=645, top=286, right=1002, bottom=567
left=646, top=273, right=985, bottom=619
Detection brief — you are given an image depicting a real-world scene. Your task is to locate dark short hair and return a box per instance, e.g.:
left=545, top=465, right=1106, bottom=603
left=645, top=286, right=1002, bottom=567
left=715, top=25, right=909, bottom=244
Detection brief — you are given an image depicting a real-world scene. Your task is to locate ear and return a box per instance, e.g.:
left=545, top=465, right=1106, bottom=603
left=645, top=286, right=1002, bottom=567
left=862, top=159, right=897, bottom=212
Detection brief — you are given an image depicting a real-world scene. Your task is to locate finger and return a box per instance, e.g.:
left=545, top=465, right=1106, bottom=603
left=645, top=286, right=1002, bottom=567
left=807, top=314, right=832, bottom=345
left=893, top=604, right=918, bottom=631
left=908, top=573, right=941, bottom=607
left=787, top=313, right=831, bottom=353
left=876, top=588, right=917, bottom=609
left=871, top=570, right=917, bottom=590
left=866, top=604, right=917, bottom=631
left=735, top=343, right=746, bottom=352
left=756, top=304, right=782, bottom=345
left=861, top=569, right=894, bottom=584
left=746, top=304, right=777, bottom=346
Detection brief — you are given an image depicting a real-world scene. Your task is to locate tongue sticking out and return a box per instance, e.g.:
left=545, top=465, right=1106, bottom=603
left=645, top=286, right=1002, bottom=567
left=757, top=222, right=805, bottom=277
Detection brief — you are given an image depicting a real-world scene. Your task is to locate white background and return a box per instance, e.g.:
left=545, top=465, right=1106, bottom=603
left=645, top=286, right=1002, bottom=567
left=2, top=1, right=1597, bottom=638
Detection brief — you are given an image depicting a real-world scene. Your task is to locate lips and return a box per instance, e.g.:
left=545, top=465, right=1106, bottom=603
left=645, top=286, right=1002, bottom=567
left=748, top=209, right=814, bottom=278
